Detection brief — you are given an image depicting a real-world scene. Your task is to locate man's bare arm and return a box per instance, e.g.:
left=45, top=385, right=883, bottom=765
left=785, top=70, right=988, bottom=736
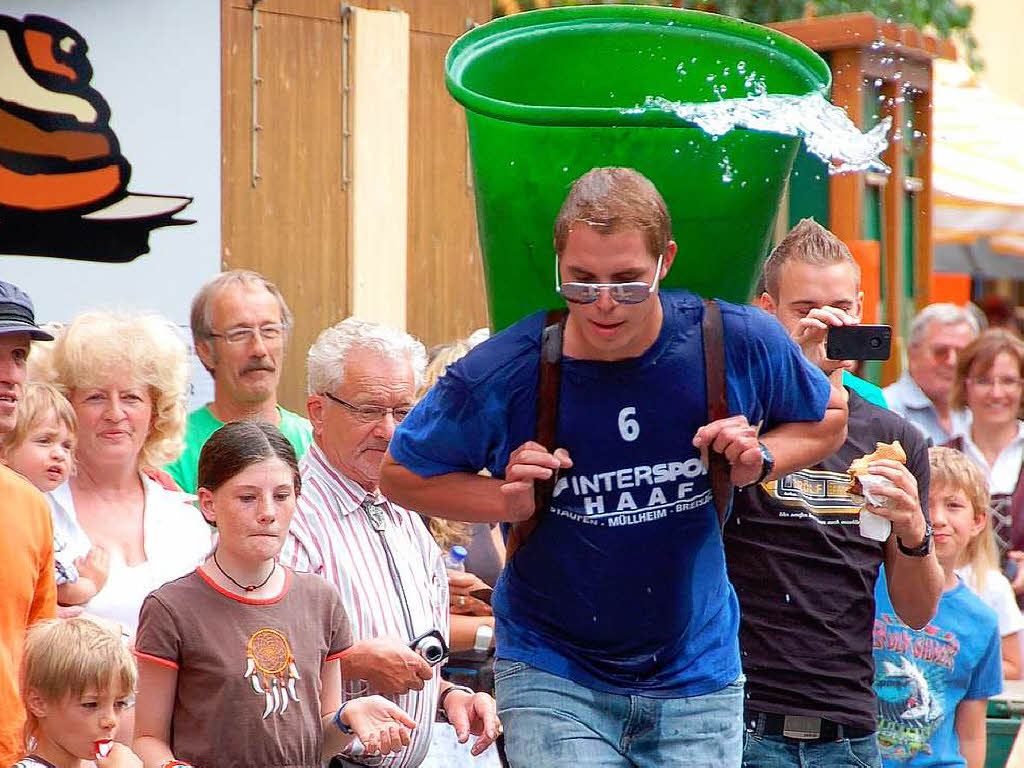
left=871, top=460, right=943, bottom=629
left=384, top=381, right=845, bottom=524
left=884, top=538, right=943, bottom=629
left=380, top=442, right=570, bottom=524
left=760, top=381, right=848, bottom=479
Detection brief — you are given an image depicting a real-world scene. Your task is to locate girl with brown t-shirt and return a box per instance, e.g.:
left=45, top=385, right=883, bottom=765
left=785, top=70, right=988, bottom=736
left=132, top=421, right=416, bottom=768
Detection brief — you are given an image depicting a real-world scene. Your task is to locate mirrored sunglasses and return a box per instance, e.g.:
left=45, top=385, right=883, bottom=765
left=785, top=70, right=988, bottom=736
left=555, top=254, right=663, bottom=305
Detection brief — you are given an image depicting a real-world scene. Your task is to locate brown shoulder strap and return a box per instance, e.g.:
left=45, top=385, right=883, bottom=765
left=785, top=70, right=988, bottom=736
left=703, top=299, right=732, bottom=529
left=505, top=308, right=567, bottom=559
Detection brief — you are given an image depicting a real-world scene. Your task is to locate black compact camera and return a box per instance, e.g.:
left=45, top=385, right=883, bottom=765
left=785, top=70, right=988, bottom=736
left=826, top=324, right=893, bottom=361
left=410, top=629, right=449, bottom=666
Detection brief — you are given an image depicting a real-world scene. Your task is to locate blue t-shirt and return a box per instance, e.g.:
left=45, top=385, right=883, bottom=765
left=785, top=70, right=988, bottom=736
left=873, top=568, right=1002, bottom=766
left=390, top=290, right=831, bottom=696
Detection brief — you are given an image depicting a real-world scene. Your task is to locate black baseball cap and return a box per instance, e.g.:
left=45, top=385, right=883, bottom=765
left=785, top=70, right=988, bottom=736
left=0, top=281, right=54, bottom=341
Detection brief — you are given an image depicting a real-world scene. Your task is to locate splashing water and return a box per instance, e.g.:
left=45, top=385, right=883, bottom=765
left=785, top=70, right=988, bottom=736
left=719, top=150, right=734, bottom=183
left=624, top=92, right=892, bottom=175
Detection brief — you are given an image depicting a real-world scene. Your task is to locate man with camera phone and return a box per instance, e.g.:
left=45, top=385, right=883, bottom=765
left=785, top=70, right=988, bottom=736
left=281, top=318, right=500, bottom=767
left=724, top=218, right=943, bottom=768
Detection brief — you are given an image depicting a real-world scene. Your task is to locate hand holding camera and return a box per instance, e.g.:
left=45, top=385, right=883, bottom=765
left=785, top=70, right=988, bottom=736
left=791, top=305, right=859, bottom=374
left=344, top=636, right=434, bottom=695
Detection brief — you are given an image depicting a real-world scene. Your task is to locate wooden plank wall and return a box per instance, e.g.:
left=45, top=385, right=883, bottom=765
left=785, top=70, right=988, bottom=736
left=222, top=0, right=490, bottom=413
left=400, top=0, right=492, bottom=350
left=222, top=1, right=350, bottom=412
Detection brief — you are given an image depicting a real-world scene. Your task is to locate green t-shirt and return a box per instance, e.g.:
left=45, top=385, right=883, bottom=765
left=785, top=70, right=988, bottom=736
left=165, top=405, right=313, bottom=494
left=842, top=371, right=887, bottom=410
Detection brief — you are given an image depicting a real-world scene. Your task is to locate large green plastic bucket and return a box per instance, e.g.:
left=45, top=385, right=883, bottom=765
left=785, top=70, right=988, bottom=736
left=446, top=5, right=831, bottom=331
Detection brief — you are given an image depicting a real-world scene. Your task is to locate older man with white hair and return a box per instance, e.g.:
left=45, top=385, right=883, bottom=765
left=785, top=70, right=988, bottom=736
left=885, top=303, right=980, bottom=445
left=281, top=318, right=500, bottom=768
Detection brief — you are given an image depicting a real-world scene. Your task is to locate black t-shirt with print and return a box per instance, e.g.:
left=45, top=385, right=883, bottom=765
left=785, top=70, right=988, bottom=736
left=724, top=389, right=931, bottom=731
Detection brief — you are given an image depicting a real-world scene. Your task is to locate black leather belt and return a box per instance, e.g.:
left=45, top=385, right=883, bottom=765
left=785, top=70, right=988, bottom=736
left=745, top=710, right=875, bottom=743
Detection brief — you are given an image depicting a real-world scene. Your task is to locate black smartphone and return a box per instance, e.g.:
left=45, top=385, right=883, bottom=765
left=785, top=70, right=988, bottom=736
left=826, top=325, right=892, bottom=361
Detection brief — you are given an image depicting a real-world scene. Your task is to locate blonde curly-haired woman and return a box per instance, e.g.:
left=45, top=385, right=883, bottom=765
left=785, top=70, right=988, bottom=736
left=45, top=311, right=212, bottom=634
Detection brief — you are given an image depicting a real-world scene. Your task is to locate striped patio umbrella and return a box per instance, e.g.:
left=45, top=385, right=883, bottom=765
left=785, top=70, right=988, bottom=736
left=933, top=59, right=1024, bottom=258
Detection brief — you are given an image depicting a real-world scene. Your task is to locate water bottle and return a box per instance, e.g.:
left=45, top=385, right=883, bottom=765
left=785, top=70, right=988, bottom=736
left=445, top=545, right=468, bottom=571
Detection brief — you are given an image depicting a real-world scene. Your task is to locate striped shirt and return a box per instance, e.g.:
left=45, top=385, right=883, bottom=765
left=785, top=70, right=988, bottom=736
left=281, top=442, right=448, bottom=768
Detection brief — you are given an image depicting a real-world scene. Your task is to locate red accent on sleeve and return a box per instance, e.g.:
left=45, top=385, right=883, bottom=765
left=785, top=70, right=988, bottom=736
left=133, top=650, right=180, bottom=671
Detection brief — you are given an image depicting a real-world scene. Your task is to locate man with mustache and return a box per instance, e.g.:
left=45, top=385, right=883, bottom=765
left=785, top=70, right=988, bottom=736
left=281, top=318, right=501, bottom=767
left=0, top=280, right=56, bottom=766
left=165, top=270, right=312, bottom=493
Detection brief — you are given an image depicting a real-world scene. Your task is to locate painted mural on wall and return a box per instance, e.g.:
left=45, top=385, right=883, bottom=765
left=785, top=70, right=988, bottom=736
left=0, top=14, right=193, bottom=262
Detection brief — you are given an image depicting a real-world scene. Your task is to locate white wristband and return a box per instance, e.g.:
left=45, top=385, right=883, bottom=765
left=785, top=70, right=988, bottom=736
left=473, top=624, right=494, bottom=654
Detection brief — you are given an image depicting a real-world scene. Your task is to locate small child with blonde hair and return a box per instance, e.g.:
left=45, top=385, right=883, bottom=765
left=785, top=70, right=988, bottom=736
left=951, top=448, right=1024, bottom=680
left=17, top=617, right=140, bottom=768
left=0, top=382, right=109, bottom=607
left=873, top=447, right=1002, bottom=766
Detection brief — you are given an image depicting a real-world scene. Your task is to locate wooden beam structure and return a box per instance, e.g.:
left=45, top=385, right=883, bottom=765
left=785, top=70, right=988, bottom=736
left=828, top=47, right=865, bottom=244
left=768, top=12, right=954, bottom=385
left=881, top=78, right=905, bottom=384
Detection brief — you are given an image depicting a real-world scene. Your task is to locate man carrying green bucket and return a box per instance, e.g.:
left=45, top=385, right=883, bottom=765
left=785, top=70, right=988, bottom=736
left=381, top=167, right=846, bottom=766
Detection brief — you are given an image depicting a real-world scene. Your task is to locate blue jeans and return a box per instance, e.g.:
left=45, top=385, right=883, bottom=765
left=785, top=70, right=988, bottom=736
left=494, top=659, right=744, bottom=767
left=742, top=731, right=881, bottom=768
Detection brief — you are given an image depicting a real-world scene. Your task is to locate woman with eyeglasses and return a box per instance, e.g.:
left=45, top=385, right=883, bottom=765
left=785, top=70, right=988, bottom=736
left=946, top=329, right=1024, bottom=671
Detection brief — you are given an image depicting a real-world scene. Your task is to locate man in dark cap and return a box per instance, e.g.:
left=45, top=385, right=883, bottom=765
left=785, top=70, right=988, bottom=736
left=0, top=280, right=57, bottom=766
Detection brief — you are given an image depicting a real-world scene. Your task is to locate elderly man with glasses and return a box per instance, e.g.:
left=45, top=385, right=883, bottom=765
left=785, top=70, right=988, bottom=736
left=281, top=318, right=501, bottom=768
left=379, top=167, right=848, bottom=767
left=165, top=270, right=312, bottom=493
left=885, top=303, right=980, bottom=446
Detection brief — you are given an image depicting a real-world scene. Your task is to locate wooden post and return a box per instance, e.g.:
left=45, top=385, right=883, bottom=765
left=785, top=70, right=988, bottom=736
left=828, top=48, right=864, bottom=243
left=914, top=79, right=934, bottom=307
left=881, top=79, right=905, bottom=385
left=348, top=7, right=410, bottom=330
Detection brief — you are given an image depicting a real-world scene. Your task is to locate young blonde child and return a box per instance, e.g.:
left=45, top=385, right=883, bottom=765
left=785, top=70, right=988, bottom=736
left=0, top=382, right=109, bottom=607
left=17, top=617, right=140, bottom=768
left=873, top=447, right=1002, bottom=767
left=953, top=457, right=1024, bottom=681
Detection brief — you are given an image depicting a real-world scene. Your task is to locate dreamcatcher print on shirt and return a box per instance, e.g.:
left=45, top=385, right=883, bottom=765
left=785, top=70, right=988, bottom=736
left=244, top=628, right=300, bottom=718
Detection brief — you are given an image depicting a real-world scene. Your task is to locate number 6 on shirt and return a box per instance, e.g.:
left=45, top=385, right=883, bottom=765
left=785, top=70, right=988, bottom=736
left=618, top=407, right=639, bottom=442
